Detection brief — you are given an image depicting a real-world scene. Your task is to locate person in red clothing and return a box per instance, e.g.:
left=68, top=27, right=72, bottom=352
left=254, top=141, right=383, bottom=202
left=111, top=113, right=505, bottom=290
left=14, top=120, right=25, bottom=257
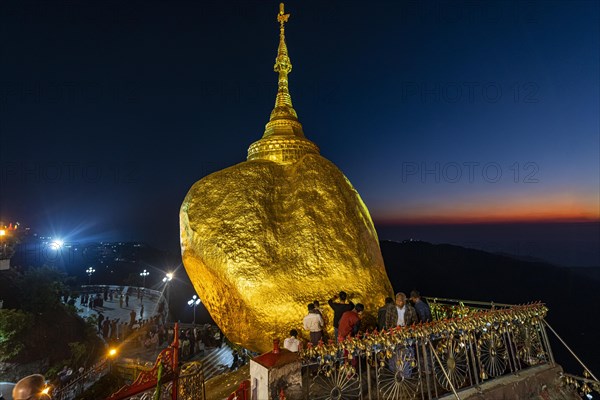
left=337, top=303, right=364, bottom=342
left=328, top=291, right=355, bottom=340
left=337, top=303, right=364, bottom=371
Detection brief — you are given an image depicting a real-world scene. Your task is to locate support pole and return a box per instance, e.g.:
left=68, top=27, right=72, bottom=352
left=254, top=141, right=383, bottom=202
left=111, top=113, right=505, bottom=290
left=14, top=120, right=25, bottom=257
left=428, top=341, right=462, bottom=400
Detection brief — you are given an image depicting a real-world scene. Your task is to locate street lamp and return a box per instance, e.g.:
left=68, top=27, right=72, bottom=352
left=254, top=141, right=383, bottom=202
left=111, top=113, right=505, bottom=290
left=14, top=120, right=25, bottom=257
left=86, top=267, right=96, bottom=285
left=0, top=229, right=6, bottom=258
left=162, top=272, right=173, bottom=283
left=162, top=272, right=174, bottom=322
left=140, top=269, right=149, bottom=287
left=187, top=295, right=201, bottom=325
left=107, top=347, right=118, bottom=373
left=49, top=239, right=64, bottom=250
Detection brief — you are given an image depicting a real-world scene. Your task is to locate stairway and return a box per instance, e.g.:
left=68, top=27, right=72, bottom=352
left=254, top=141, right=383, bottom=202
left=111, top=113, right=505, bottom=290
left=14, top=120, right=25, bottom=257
left=195, top=344, right=235, bottom=381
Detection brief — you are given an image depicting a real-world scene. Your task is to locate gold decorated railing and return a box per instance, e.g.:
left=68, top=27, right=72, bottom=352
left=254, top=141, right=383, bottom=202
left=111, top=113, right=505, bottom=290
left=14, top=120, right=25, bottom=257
left=299, top=302, right=557, bottom=399
left=424, top=297, right=516, bottom=320
left=176, top=361, right=206, bottom=400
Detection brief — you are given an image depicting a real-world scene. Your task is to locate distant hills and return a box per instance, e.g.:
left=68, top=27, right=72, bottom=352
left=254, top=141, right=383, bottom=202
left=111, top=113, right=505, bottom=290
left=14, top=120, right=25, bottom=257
left=381, top=239, right=599, bottom=303
left=380, top=239, right=600, bottom=375
left=7, top=237, right=599, bottom=375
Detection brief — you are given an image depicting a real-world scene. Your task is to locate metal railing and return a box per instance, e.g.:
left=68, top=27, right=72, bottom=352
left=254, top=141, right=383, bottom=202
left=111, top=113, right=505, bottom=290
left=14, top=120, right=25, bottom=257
left=543, top=319, right=600, bottom=398
left=80, top=284, right=170, bottom=322
left=424, top=297, right=514, bottom=321
left=52, top=359, right=110, bottom=400
left=299, top=303, right=554, bottom=399
left=80, top=285, right=167, bottom=304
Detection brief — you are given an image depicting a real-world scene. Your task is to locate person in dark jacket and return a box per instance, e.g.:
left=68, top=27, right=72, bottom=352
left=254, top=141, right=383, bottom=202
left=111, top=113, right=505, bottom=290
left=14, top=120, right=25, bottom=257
left=328, top=291, right=354, bottom=340
left=410, top=290, right=432, bottom=323
left=377, top=297, right=395, bottom=331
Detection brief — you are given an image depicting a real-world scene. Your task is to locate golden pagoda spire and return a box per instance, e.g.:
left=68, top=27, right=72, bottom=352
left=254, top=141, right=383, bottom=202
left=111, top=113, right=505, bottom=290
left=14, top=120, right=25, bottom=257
left=247, top=3, right=319, bottom=163
left=270, top=3, right=297, bottom=122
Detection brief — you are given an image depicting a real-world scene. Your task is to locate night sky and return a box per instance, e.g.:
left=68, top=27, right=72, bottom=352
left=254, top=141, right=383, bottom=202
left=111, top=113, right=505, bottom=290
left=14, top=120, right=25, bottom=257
left=1, top=1, right=598, bottom=266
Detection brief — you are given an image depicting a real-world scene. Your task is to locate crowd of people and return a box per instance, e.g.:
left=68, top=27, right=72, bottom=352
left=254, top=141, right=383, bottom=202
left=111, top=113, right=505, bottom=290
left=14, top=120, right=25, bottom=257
left=178, top=324, right=223, bottom=360
left=283, top=290, right=433, bottom=353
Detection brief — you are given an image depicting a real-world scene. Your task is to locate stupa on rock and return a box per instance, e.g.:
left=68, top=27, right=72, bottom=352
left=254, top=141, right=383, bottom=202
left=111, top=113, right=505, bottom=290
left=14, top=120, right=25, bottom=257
left=180, top=3, right=393, bottom=353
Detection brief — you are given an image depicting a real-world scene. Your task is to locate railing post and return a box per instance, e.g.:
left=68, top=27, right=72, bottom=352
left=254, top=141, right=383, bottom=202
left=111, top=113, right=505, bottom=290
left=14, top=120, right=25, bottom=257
left=538, top=320, right=555, bottom=365
left=171, top=322, right=179, bottom=400
left=430, top=339, right=440, bottom=399
left=504, top=330, right=518, bottom=375
left=468, top=332, right=481, bottom=390
left=421, top=339, right=432, bottom=400
left=366, top=352, right=372, bottom=400
left=428, top=341, right=462, bottom=400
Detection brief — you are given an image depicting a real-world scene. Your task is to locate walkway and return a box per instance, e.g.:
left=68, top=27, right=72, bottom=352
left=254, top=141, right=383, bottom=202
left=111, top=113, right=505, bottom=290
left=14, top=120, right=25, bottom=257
left=77, top=286, right=163, bottom=327
left=75, top=286, right=239, bottom=384
left=191, top=344, right=235, bottom=381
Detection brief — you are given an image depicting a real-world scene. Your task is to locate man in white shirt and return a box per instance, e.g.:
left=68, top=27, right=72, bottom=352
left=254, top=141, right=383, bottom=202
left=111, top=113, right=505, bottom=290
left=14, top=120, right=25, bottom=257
left=303, top=303, right=324, bottom=346
left=390, top=292, right=418, bottom=376
left=283, top=329, right=301, bottom=352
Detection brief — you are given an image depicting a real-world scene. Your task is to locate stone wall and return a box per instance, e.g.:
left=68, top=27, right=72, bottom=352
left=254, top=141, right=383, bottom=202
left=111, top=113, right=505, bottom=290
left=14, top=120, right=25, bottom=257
left=439, top=365, right=580, bottom=400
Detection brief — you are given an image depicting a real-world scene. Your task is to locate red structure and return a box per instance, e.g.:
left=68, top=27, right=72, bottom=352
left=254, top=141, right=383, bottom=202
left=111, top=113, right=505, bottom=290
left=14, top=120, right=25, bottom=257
left=106, top=323, right=180, bottom=400
left=226, top=380, right=250, bottom=400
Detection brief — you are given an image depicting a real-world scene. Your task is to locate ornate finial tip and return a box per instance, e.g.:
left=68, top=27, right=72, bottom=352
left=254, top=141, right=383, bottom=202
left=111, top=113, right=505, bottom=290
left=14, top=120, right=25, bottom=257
left=278, top=3, right=290, bottom=25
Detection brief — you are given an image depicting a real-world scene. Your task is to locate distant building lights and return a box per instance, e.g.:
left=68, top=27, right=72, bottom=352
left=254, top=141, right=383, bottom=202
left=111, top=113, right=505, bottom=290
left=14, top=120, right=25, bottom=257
left=140, top=269, right=150, bottom=287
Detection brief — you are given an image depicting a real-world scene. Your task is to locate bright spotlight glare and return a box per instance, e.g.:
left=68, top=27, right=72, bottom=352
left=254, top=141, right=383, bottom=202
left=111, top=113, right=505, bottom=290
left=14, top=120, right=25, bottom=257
left=49, top=239, right=64, bottom=250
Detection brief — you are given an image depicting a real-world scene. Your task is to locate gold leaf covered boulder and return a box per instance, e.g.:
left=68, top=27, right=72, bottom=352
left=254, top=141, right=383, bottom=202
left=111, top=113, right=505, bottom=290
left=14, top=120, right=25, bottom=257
left=180, top=3, right=393, bottom=353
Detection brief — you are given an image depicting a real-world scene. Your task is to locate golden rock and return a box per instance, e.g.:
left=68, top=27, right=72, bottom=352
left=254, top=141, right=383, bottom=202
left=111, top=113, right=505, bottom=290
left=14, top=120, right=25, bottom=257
left=180, top=3, right=393, bottom=353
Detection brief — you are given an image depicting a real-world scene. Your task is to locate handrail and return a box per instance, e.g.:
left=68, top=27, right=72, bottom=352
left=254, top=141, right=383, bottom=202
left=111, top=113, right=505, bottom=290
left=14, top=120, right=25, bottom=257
left=543, top=319, right=598, bottom=381
left=80, top=284, right=169, bottom=321
left=52, top=359, right=109, bottom=400
left=81, top=284, right=165, bottom=301
left=424, top=297, right=515, bottom=308
left=562, top=372, right=599, bottom=385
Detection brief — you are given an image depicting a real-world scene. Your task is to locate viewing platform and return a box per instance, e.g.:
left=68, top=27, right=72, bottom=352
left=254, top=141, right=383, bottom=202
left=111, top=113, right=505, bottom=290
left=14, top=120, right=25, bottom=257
left=94, top=298, right=599, bottom=400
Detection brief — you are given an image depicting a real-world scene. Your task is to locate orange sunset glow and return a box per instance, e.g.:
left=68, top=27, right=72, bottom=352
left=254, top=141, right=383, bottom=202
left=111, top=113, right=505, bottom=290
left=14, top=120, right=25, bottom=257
left=376, top=193, right=600, bottom=225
